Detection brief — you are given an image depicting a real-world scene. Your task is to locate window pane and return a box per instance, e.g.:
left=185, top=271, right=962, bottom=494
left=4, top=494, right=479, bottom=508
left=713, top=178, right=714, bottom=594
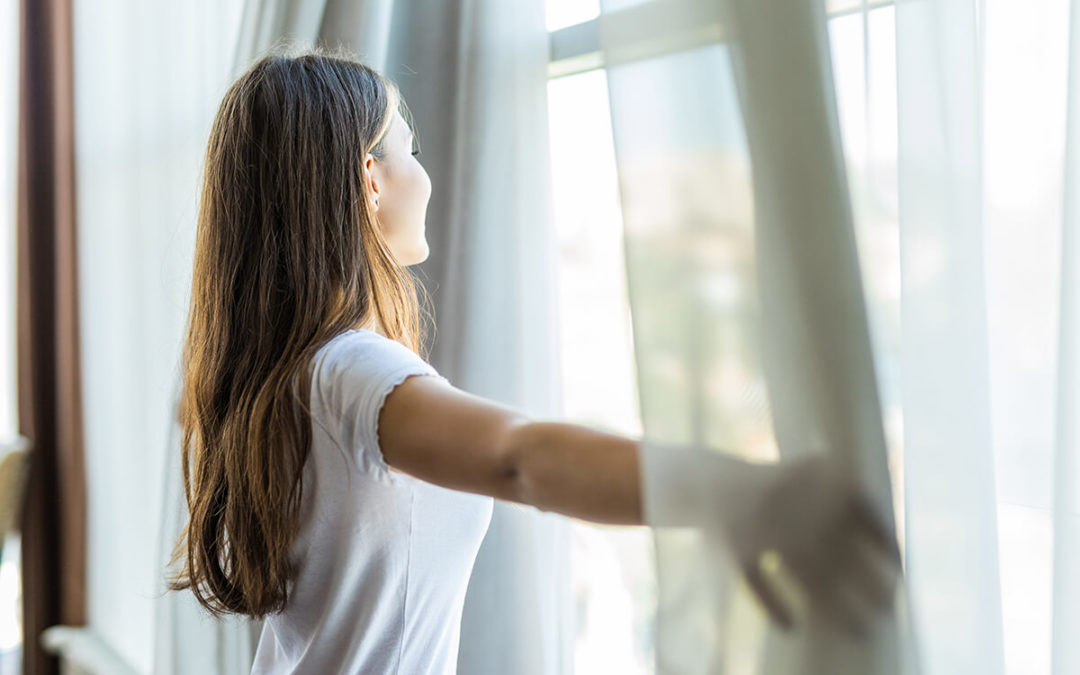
left=546, top=0, right=599, bottom=31
left=599, top=0, right=657, bottom=14
left=547, top=68, right=656, bottom=674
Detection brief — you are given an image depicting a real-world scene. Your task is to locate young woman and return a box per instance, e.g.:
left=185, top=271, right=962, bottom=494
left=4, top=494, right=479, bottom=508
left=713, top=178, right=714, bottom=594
left=169, top=48, right=901, bottom=674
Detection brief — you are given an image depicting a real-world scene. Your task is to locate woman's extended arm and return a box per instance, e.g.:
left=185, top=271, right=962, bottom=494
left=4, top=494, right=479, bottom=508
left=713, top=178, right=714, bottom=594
left=375, top=373, right=646, bottom=524
left=493, top=420, right=645, bottom=525
left=378, top=373, right=901, bottom=635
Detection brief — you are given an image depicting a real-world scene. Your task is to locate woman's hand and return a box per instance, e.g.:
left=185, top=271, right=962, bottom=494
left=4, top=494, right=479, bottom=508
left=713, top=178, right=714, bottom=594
left=639, top=440, right=901, bottom=638
left=721, top=455, right=902, bottom=639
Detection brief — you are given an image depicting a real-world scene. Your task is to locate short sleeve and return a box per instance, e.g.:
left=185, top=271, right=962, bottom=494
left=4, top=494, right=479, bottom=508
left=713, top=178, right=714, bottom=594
left=314, top=330, right=448, bottom=476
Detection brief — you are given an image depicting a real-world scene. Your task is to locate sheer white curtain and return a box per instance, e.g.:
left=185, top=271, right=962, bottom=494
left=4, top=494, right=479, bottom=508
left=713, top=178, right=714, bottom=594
left=599, top=0, right=1080, bottom=673
left=1055, top=3, right=1080, bottom=671
left=68, top=1, right=245, bottom=673
left=598, top=0, right=914, bottom=672
left=895, top=0, right=1080, bottom=673
left=893, top=2, right=1000, bottom=672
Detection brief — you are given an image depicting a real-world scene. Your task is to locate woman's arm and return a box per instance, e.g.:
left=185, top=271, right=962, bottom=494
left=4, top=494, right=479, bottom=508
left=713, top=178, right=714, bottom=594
left=375, top=373, right=645, bottom=524
left=497, top=420, right=645, bottom=525
left=378, top=373, right=901, bottom=635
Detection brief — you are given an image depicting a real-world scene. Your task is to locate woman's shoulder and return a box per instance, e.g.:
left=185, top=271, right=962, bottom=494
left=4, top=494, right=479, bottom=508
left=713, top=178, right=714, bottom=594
left=318, top=328, right=413, bottom=358
left=313, top=329, right=439, bottom=384
left=307, top=328, right=447, bottom=465
left=319, top=327, right=381, bottom=350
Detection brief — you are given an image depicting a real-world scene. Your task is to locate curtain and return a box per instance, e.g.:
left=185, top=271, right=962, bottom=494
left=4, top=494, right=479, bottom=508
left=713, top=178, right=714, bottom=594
left=893, top=1, right=1000, bottom=672
left=895, top=0, right=1080, bottom=672
left=16, top=0, right=87, bottom=674
left=598, top=0, right=915, bottom=671
left=1054, top=2, right=1080, bottom=671
left=600, top=0, right=1080, bottom=673
left=67, top=1, right=245, bottom=672
left=154, top=400, right=263, bottom=675
left=153, top=1, right=571, bottom=673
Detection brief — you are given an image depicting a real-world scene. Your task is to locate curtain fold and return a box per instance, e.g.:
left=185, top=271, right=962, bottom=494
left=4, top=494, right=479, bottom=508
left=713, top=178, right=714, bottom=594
left=16, top=0, right=86, bottom=674
left=154, top=398, right=264, bottom=675
left=894, top=1, right=1003, bottom=672
left=1054, top=4, right=1080, bottom=671
left=232, top=0, right=329, bottom=70
left=895, top=0, right=1080, bottom=671
left=597, top=0, right=916, bottom=671
left=319, top=0, right=396, bottom=74
left=721, top=0, right=916, bottom=672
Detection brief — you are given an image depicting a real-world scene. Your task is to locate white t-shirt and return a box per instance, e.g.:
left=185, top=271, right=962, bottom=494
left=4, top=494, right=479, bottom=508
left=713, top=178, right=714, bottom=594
left=250, top=329, right=494, bottom=675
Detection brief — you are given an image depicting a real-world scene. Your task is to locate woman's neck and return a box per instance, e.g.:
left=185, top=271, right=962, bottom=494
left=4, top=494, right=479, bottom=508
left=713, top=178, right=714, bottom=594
left=353, top=315, right=386, bottom=337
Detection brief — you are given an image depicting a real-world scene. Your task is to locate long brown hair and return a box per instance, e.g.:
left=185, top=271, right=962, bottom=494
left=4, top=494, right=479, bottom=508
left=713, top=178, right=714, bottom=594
left=167, top=46, right=432, bottom=618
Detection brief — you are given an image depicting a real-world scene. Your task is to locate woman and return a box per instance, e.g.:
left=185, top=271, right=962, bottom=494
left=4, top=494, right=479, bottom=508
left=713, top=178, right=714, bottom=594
left=169, top=47, right=900, bottom=674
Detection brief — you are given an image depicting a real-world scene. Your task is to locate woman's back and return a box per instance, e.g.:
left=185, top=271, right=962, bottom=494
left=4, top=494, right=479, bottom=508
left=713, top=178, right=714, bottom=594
left=250, top=329, right=493, bottom=674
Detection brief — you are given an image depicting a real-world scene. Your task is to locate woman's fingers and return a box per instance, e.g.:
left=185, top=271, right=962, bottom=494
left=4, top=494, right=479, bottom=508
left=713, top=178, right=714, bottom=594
left=824, top=578, right=880, bottom=639
left=799, top=569, right=872, bottom=640
left=743, top=561, right=795, bottom=631
left=834, top=532, right=897, bottom=615
left=782, top=535, right=883, bottom=640
left=742, top=551, right=877, bottom=640
left=729, top=458, right=902, bottom=639
left=849, top=492, right=902, bottom=568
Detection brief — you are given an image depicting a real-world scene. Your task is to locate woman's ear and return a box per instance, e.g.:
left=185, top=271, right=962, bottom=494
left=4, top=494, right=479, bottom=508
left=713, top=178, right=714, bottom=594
left=363, top=153, right=380, bottom=211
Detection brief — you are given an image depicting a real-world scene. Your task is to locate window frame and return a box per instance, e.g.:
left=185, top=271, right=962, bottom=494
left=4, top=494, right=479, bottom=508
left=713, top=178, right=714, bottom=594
left=546, top=0, right=897, bottom=78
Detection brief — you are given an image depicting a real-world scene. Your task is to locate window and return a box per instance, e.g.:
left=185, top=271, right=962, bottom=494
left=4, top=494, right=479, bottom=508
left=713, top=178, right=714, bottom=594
left=546, top=1, right=1059, bottom=673
left=545, top=3, right=658, bottom=673
left=541, top=2, right=906, bottom=671
left=542, top=2, right=897, bottom=673
left=546, top=63, right=656, bottom=673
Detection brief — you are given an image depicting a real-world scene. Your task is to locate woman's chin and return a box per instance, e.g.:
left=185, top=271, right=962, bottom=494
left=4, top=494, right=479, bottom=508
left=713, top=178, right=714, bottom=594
left=404, top=243, right=430, bottom=266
